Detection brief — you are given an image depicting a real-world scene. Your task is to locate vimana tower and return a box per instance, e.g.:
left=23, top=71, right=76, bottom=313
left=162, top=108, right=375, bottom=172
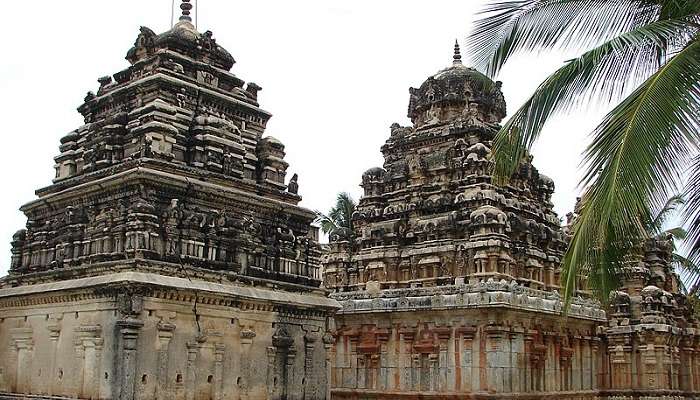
left=0, top=2, right=338, bottom=400
left=322, top=43, right=700, bottom=399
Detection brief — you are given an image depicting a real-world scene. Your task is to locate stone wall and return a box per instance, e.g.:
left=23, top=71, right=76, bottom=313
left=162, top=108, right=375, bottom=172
left=0, top=272, right=336, bottom=400
left=329, top=282, right=605, bottom=399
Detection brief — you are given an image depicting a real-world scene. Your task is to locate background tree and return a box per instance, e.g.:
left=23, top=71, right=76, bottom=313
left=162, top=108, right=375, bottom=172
left=467, top=0, right=700, bottom=305
left=315, top=192, right=357, bottom=255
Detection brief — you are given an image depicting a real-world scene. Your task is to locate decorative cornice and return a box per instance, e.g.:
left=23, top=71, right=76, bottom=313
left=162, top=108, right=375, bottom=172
left=0, top=271, right=340, bottom=313
left=332, top=279, right=606, bottom=322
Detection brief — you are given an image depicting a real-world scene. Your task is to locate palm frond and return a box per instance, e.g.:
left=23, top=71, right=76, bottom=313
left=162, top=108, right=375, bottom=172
left=664, top=226, right=688, bottom=241
left=314, top=211, right=338, bottom=235
left=650, top=194, right=685, bottom=232
left=318, top=192, right=357, bottom=243
left=467, top=0, right=662, bottom=76
left=561, top=38, right=700, bottom=303
left=683, top=157, right=700, bottom=272
left=673, top=252, right=700, bottom=295
left=491, top=19, right=696, bottom=185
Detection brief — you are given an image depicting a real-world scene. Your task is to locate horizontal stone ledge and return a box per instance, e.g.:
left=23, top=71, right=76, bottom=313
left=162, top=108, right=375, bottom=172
left=331, top=388, right=603, bottom=399
left=0, top=271, right=341, bottom=311
left=0, top=394, right=76, bottom=400
left=25, top=165, right=313, bottom=220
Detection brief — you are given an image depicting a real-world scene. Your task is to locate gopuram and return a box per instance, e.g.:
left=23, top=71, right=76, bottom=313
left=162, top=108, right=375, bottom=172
left=322, top=43, right=700, bottom=399
left=0, top=2, right=338, bottom=400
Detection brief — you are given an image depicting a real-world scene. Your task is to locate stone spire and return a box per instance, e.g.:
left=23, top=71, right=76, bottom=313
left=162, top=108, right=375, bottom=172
left=179, top=0, right=194, bottom=22
left=453, top=39, right=462, bottom=65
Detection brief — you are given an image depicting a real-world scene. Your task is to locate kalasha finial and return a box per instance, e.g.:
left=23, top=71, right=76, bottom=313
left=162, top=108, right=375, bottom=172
left=180, top=0, right=193, bottom=22
left=453, top=40, right=463, bottom=65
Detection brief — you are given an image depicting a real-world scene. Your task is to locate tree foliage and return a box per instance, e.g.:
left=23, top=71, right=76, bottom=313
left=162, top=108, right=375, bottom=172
left=315, top=192, right=357, bottom=248
left=467, top=0, right=700, bottom=305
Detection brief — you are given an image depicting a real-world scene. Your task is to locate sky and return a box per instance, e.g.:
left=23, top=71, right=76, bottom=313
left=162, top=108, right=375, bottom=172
left=0, top=0, right=607, bottom=277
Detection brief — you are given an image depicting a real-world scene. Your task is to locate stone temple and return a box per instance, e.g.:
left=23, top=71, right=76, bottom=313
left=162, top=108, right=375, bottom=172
left=0, top=2, right=338, bottom=400
left=2, top=3, right=700, bottom=400
left=322, top=43, right=700, bottom=399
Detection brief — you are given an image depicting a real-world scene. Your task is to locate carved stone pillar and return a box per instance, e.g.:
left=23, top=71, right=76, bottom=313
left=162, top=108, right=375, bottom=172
left=116, top=318, right=144, bottom=400
left=582, top=337, right=593, bottom=390
left=428, top=353, right=439, bottom=392
left=213, top=343, right=225, bottom=400
left=303, top=331, right=319, bottom=399
left=75, top=325, right=103, bottom=399
left=671, top=337, right=681, bottom=390
left=323, top=332, right=335, bottom=400
left=506, top=329, right=521, bottom=393
left=10, top=327, right=34, bottom=395
left=397, top=328, right=416, bottom=391
left=346, top=331, right=359, bottom=389
left=47, top=316, right=62, bottom=396
left=688, top=337, right=700, bottom=392
left=590, top=337, right=603, bottom=390
left=266, top=346, right=277, bottom=397
left=484, top=326, right=507, bottom=393
left=239, top=325, right=256, bottom=400
left=524, top=332, right=534, bottom=393
left=639, top=333, right=658, bottom=390
left=608, top=336, right=632, bottom=390
left=377, top=329, right=391, bottom=391
left=185, top=339, right=201, bottom=400
left=434, top=327, right=451, bottom=392
left=156, top=318, right=176, bottom=400
left=411, top=354, right=421, bottom=391
left=286, top=349, right=297, bottom=400
left=456, top=326, right=476, bottom=393
left=73, top=332, right=85, bottom=398
left=559, top=339, right=574, bottom=392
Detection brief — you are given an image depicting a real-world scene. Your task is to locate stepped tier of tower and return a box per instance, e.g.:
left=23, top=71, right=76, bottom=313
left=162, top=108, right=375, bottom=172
left=8, top=20, right=320, bottom=289
left=323, top=45, right=564, bottom=293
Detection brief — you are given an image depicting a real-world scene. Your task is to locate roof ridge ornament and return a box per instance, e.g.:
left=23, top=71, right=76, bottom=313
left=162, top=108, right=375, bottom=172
left=453, top=40, right=463, bottom=65
left=180, top=0, right=193, bottom=22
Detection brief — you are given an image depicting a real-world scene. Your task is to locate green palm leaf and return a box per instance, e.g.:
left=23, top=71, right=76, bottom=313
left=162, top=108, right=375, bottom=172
left=315, top=192, right=357, bottom=243
left=561, top=39, right=700, bottom=304
left=673, top=253, right=700, bottom=295
left=650, top=194, right=685, bottom=232
left=490, top=18, right=696, bottom=185
left=468, top=0, right=661, bottom=76
left=683, top=157, right=700, bottom=281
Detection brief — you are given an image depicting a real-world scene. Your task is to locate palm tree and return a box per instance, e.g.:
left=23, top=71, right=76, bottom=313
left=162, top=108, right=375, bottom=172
left=467, top=0, right=700, bottom=305
left=645, top=195, right=700, bottom=294
left=315, top=192, right=357, bottom=252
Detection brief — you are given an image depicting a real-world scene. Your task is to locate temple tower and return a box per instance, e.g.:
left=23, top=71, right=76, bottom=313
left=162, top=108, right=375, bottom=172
left=322, top=43, right=608, bottom=399
left=0, top=3, right=338, bottom=399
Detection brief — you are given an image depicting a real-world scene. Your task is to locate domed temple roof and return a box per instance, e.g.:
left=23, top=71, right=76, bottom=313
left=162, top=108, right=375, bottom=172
left=126, top=20, right=235, bottom=70
left=407, top=41, right=506, bottom=127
